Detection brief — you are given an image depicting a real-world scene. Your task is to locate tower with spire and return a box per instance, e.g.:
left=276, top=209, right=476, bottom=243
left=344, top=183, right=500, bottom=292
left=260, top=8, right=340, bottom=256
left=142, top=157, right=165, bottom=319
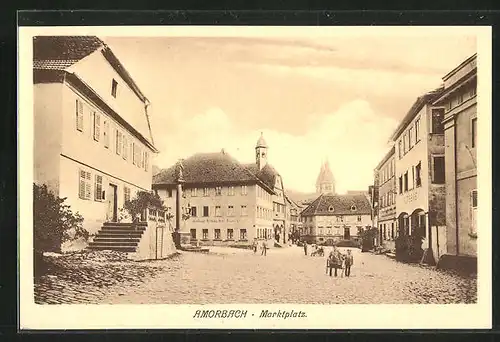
left=315, top=158, right=335, bottom=194
left=255, top=132, right=268, bottom=170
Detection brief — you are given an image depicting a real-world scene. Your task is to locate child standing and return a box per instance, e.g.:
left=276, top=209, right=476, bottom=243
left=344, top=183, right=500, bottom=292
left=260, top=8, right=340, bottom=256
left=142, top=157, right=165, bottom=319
left=345, top=249, right=354, bottom=277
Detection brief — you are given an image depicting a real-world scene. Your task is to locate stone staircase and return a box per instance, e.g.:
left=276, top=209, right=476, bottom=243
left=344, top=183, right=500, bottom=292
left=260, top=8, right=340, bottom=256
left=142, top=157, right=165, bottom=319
left=87, top=222, right=147, bottom=253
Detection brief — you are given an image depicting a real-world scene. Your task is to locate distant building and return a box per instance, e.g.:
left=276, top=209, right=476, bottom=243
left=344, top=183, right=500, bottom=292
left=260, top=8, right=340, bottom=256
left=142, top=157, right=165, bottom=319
left=390, top=87, right=447, bottom=262
left=373, top=146, right=397, bottom=251
left=300, top=193, right=372, bottom=244
left=33, top=36, right=158, bottom=235
left=316, top=159, right=336, bottom=194
left=433, top=54, right=477, bottom=261
left=152, top=134, right=289, bottom=246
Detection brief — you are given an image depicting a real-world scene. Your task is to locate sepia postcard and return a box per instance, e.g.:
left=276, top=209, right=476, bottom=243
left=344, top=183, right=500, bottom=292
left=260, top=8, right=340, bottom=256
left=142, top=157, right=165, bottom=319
left=19, top=25, right=492, bottom=330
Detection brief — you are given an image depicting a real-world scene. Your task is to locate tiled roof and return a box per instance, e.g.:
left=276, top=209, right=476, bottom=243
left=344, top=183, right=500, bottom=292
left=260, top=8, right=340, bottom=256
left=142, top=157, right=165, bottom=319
left=33, top=59, right=80, bottom=70
left=153, top=151, right=273, bottom=192
left=301, top=193, right=371, bottom=216
left=243, top=163, right=279, bottom=190
left=33, top=36, right=104, bottom=65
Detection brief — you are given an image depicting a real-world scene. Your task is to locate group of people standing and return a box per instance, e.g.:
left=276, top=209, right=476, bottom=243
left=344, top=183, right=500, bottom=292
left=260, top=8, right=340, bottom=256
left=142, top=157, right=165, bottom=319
left=252, top=239, right=269, bottom=256
left=327, top=246, right=354, bottom=277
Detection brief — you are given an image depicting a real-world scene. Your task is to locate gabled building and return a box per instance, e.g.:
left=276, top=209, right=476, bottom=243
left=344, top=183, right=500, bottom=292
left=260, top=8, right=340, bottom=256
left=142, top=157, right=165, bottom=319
left=33, top=36, right=158, bottom=235
left=390, top=87, right=447, bottom=262
left=433, top=54, right=477, bottom=264
left=300, top=193, right=372, bottom=244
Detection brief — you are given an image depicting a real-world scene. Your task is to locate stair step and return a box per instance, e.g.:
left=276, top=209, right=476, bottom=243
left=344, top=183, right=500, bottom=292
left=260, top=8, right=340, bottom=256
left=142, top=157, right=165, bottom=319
left=99, top=229, right=145, bottom=234
left=103, top=222, right=147, bottom=227
left=93, top=237, right=141, bottom=243
left=89, top=241, right=139, bottom=247
left=87, top=246, right=137, bottom=253
left=101, top=226, right=146, bottom=231
left=96, top=234, right=144, bottom=239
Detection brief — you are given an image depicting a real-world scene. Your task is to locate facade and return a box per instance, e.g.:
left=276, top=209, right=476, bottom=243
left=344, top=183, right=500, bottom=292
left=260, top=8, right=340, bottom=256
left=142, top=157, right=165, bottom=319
left=390, top=88, right=447, bottom=262
left=285, top=194, right=301, bottom=241
left=152, top=134, right=289, bottom=247
left=300, top=194, right=372, bottom=244
left=316, top=159, right=336, bottom=194
left=33, top=36, right=158, bottom=235
left=433, top=54, right=477, bottom=259
left=374, top=147, right=397, bottom=251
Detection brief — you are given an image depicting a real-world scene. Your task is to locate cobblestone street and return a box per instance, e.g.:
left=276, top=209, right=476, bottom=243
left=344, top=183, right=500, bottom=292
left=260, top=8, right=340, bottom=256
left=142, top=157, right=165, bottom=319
left=35, top=246, right=477, bottom=304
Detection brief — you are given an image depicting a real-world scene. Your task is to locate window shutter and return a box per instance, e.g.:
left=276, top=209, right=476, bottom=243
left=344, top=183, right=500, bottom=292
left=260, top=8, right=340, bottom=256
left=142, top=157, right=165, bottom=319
left=94, top=175, right=103, bottom=201
left=79, top=170, right=86, bottom=199
left=103, top=120, right=109, bottom=148
left=93, top=112, right=100, bottom=141
left=76, top=100, right=84, bottom=131
left=85, top=171, right=91, bottom=199
left=144, top=152, right=149, bottom=171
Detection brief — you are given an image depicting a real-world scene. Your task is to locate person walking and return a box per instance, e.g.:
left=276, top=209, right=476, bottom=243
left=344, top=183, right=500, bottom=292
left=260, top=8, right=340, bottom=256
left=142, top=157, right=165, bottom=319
left=303, top=242, right=307, bottom=256
left=261, top=240, right=268, bottom=256
left=345, top=249, right=354, bottom=277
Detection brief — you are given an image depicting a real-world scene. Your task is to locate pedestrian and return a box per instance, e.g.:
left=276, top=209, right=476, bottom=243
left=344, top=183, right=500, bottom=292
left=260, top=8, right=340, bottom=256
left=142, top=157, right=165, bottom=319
left=303, top=242, right=307, bottom=256
left=252, top=239, right=258, bottom=254
left=328, top=247, right=341, bottom=277
left=261, top=240, right=268, bottom=256
left=345, top=249, right=354, bottom=277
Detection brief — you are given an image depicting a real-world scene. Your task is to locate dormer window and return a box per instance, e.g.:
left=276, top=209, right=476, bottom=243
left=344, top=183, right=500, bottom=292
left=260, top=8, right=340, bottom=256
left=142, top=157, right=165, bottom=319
left=111, top=79, right=118, bottom=98
left=350, top=205, right=357, bottom=212
left=328, top=206, right=334, bottom=212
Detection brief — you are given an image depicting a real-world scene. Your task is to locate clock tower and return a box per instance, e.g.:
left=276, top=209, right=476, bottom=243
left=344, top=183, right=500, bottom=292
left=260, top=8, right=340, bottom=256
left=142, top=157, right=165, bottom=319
left=255, top=132, right=268, bottom=170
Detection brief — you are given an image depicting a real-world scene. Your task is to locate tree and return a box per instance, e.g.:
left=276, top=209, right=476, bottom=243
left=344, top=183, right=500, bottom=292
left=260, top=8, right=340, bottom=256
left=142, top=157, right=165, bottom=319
left=33, top=183, right=88, bottom=254
left=123, top=190, right=165, bottom=220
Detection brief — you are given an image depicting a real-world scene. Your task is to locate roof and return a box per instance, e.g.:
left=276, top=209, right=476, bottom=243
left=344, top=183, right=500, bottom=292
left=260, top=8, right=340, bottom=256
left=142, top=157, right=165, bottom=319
left=390, top=87, right=444, bottom=141
left=442, top=53, right=477, bottom=82
left=243, top=163, right=280, bottom=190
left=256, top=132, right=268, bottom=148
left=301, top=193, right=371, bottom=216
left=152, top=151, right=275, bottom=193
left=374, top=146, right=395, bottom=171
left=316, top=159, right=334, bottom=186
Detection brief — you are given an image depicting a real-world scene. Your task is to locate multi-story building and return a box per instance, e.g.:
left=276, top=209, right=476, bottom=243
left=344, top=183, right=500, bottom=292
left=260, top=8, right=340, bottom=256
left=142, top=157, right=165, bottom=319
left=390, top=87, right=447, bottom=262
left=374, top=146, right=397, bottom=251
left=33, top=36, right=158, bottom=235
left=285, top=194, right=300, bottom=241
left=152, top=134, right=288, bottom=247
left=433, top=54, right=477, bottom=263
left=300, top=193, right=372, bottom=244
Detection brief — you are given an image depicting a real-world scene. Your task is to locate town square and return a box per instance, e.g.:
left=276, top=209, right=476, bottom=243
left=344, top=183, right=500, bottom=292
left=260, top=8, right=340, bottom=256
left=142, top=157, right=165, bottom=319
left=30, top=31, right=479, bottom=306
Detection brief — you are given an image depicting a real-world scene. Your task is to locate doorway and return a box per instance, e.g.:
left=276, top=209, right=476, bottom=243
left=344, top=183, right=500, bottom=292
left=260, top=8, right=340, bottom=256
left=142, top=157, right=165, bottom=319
left=344, top=226, right=351, bottom=240
left=107, top=183, right=118, bottom=222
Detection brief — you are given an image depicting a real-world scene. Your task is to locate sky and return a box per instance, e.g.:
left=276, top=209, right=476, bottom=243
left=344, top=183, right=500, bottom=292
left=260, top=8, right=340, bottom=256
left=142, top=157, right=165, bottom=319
left=103, top=31, right=476, bottom=194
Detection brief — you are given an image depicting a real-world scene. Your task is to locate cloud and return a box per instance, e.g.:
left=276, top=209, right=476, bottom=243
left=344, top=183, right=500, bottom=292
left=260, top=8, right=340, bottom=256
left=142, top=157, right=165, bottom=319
left=153, top=101, right=397, bottom=194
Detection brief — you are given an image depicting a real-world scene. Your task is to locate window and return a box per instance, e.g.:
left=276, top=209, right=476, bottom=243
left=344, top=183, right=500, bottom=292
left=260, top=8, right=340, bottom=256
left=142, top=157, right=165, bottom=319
left=241, top=205, right=247, bottom=216
left=203, top=188, right=209, bottom=197
left=167, top=189, right=172, bottom=198
left=398, top=140, right=402, bottom=159
left=103, top=120, right=110, bottom=148
left=403, top=133, right=408, bottom=154
left=122, top=136, right=128, bottom=160
left=415, top=162, right=422, bottom=187
left=432, top=156, right=445, bottom=184
left=446, top=100, right=452, bottom=111
left=404, top=172, right=408, bottom=192
left=411, top=166, right=415, bottom=189
left=144, top=151, right=149, bottom=171
left=111, top=79, right=118, bottom=98
left=241, top=185, right=248, bottom=195
left=351, top=205, right=357, bottom=211
left=328, top=206, right=334, bottom=212
left=76, top=99, right=84, bottom=132
left=357, top=215, right=362, bottom=222
left=472, top=117, right=477, bottom=148
left=431, top=108, right=445, bottom=134
left=240, top=229, right=247, bottom=240
left=471, top=190, right=477, bottom=236
left=214, top=229, right=221, bottom=240
left=78, top=170, right=91, bottom=200
left=124, top=186, right=131, bottom=203
left=190, top=229, right=197, bottom=239
left=228, top=186, right=235, bottom=196
left=215, top=206, right=221, bottom=217
left=228, top=205, right=234, bottom=216
left=415, top=118, right=421, bottom=143
left=399, top=176, right=403, bottom=194
left=458, top=93, right=464, bottom=105
left=191, top=206, right=197, bottom=217
left=408, top=126, right=414, bottom=149
left=140, top=150, right=145, bottom=169
left=191, top=188, right=197, bottom=197
left=116, top=131, right=122, bottom=156
left=202, top=229, right=208, bottom=240
left=227, top=229, right=234, bottom=240
left=336, top=216, right=344, bottom=222
left=92, top=112, right=100, bottom=141
left=94, top=175, right=103, bottom=201
left=215, top=186, right=222, bottom=196
left=203, top=206, right=209, bottom=217
left=470, top=87, right=477, bottom=97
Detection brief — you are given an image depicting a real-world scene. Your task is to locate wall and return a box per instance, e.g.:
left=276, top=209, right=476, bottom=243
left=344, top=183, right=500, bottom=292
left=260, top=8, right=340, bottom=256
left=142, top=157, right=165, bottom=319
left=395, top=105, right=430, bottom=217
left=60, top=83, right=153, bottom=192
left=131, top=216, right=177, bottom=261
left=67, top=50, right=152, bottom=142
left=311, top=214, right=371, bottom=243
left=33, top=83, right=63, bottom=194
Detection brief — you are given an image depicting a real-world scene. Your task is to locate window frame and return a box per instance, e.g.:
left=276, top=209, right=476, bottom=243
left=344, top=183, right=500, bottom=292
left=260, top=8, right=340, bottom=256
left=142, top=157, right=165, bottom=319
left=111, top=79, right=118, bottom=98
left=431, top=155, right=446, bottom=184
left=79, top=169, right=92, bottom=200
left=471, top=116, right=477, bottom=149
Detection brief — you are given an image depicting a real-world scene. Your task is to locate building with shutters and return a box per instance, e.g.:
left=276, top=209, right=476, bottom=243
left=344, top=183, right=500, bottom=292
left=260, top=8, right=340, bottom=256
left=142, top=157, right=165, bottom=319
left=432, top=53, right=477, bottom=261
left=33, top=36, right=158, bottom=235
left=390, top=87, right=447, bottom=262
left=152, top=133, right=289, bottom=247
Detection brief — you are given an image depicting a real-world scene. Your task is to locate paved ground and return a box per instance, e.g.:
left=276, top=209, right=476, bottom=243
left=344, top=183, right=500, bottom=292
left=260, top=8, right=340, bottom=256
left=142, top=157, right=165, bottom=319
left=35, top=246, right=476, bottom=304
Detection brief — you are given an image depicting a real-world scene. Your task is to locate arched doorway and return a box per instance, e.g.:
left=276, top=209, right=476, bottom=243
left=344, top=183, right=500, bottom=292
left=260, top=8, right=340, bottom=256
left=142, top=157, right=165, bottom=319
left=274, top=224, right=280, bottom=242
left=397, top=212, right=409, bottom=236
left=410, top=209, right=426, bottom=238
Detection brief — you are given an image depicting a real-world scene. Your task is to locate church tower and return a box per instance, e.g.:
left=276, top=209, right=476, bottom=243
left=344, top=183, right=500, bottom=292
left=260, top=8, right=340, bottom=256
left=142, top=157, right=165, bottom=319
left=315, top=158, right=335, bottom=194
left=255, top=132, right=268, bottom=170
